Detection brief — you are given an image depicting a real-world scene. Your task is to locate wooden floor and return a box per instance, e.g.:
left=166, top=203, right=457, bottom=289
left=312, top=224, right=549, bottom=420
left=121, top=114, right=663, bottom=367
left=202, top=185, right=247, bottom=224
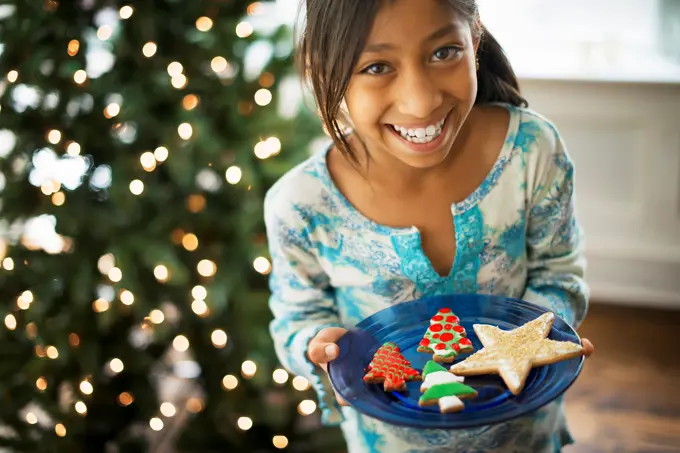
left=563, top=303, right=680, bottom=453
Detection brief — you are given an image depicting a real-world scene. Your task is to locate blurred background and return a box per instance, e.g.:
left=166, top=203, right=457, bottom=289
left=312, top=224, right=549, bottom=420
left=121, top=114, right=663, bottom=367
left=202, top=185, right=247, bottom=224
left=0, top=1, right=678, bottom=452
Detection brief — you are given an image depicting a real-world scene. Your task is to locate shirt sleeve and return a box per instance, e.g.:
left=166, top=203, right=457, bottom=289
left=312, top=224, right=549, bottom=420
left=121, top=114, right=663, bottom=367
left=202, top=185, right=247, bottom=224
left=522, top=126, right=590, bottom=329
left=264, top=188, right=346, bottom=425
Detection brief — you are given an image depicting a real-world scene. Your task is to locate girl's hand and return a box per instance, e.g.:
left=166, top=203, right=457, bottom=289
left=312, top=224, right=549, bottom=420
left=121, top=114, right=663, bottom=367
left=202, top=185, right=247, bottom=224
left=581, top=338, right=595, bottom=357
left=307, top=327, right=349, bottom=406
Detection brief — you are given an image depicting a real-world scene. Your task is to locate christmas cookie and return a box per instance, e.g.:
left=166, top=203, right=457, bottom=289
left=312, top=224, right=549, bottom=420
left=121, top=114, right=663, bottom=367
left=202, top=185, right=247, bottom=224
left=363, top=342, right=420, bottom=392
left=417, top=308, right=474, bottom=363
left=418, top=360, right=477, bottom=413
left=449, top=312, right=585, bottom=395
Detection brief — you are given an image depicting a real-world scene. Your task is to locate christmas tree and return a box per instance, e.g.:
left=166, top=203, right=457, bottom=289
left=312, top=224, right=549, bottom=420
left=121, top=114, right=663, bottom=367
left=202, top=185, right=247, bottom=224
left=0, top=1, right=343, bottom=452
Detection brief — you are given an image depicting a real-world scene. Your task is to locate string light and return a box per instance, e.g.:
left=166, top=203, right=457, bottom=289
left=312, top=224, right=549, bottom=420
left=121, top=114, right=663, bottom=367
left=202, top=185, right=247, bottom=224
left=160, top=402, right=176, bottom=417
left=79, top=380, right=93, bottom=395
left=118, top=392, right=134, bottom=406
left=241, top=360, right=257, bottom=378
left=272, top=369, right=289, bottom=385
left=196, top=17, right=213, bottom=32
left=254, top=89, right=272, bottom=106
left=253, top=257, right=272, bottom=275
left=149, top=418, right=163, bottom=431
left=17, top=293, right=32, bottom=310
left=36, top=377, right=47, bottom=391
left=97, top=25, right=113, bottom=40
left=73, top=70, right=87, bottom=84
left=109, top=358, right=124, bottom=373
left=259, top=72, right=275, bottom=87
left=254, top=137, right=281, bottom=159
left=97, top=25, right=113, bottom=41
left=298, top=399, right=317, bottom=416
left=108, top=267, right=122, bottom=282
left=41, top=180, right=61, bottom=195
left=247, top=2, right=264, bottom=15
left=167, top=62, right=183, bottom=77
left=182, top=233, right=198, bottom=251
left=211, top=329, right=227, bottom=348
left=119, top=290, right=134, bottom=305
left=93, top=298, right=110, bottom=312
left=98, top=254, right=115, bottom=274
left=235, top=22, right=253, bottom=38
left=67, top=40, right=80, bottom=56
left=186, top=398, right=204, bottom=413
left=171, top=74, right=187, bottom=89
left=69, top=333, right=80, bottom=347
left=292, top=376, right=310, bottom=391
left=154, top=146, right=169, bottom=162
left=225, top=166, right=242, bottom=184
left=191, top=285, right=207, bottom=300
left=25, top=413, right=38, bottom=424
left=197, top=259, right=216, bottom=277
left=26, top=323, right=38, bottom=340
left=35, top=346, right=46, bottom=358
left=173, top=335, right=189, bottom=352
left=46, top=346, right=59, bottom=359
left=129, top=179, right=144, bottom=195
left=153, top=265, right=169, bottom=282
left=177, top=123, right=193, bottom=140
left=142, top=42, right=157, bottom=57
left=182, top=95, right=199, bottom=110
left=55, top=423, right=67, bottom=437
left=237, top=417, right=253, bottom=431
left=119, top=5, right=133, bottom=19
left=186, top=194, right=206, bottom=213
left=191, top=300, right=208, bottom=316
left=52, top=192, right=66, bottom=206
left=7, top=70, right=18, bottom=83
left=149, top=309, right=164, bottom=324
left=222, top=374, right=238, bottom=390
left=104, top=103, right=120, bottom=118
left=272, top=436, right=289, bottom=449
left=2, top=257, right=14, bottom=270
left=140, top=151, right=156, bottom=171
left=66, top=141, right=81, bottom=156
left=75, top=401, right=87, bottom=415
left=4, top=314, right=17, bottom=330
left=47, top=129, right=62, bottom=144
left=210, top=56, right=228, bottom=73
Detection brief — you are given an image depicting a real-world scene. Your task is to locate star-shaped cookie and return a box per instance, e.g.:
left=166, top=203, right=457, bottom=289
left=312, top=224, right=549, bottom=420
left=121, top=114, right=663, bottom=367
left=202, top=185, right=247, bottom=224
left=449, top=312, right=585, bottom=395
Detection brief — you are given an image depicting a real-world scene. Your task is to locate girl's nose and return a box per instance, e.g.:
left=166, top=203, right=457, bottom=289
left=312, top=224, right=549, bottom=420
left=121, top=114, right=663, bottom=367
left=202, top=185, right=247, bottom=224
left=394, top=67, right=443, bottom=119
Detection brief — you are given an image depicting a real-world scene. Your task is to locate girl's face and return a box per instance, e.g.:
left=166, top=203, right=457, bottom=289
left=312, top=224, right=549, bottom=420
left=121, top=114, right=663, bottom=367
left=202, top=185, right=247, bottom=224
left=344, top=0, right=479, bottom=169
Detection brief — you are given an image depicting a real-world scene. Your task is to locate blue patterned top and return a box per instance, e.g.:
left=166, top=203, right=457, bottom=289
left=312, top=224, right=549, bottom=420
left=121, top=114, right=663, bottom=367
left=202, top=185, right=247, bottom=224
left=264, top=104, right=589, bottom=453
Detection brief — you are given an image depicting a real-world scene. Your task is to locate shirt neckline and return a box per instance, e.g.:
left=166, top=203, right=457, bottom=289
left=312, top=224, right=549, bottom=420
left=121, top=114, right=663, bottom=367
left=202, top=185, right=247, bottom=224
left=315, top=102, right=521, bottom=235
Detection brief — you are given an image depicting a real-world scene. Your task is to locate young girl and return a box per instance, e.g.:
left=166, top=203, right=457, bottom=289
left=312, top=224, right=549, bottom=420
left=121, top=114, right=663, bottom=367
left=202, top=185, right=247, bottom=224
left=265, top=0, right=594, bottom=451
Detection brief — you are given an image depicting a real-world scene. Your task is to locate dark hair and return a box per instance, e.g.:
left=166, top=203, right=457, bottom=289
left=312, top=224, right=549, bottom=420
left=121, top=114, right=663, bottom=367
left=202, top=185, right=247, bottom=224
left=296, top=0, right=528, bottom=161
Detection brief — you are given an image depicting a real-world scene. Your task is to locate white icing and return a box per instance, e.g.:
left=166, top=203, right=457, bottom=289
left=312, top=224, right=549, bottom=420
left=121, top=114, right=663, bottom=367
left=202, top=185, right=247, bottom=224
left=421, top=370, right=464, bottom=391
left=439, top=395, right=464, bottom=412
left=433, top=348, right=452, bottom=356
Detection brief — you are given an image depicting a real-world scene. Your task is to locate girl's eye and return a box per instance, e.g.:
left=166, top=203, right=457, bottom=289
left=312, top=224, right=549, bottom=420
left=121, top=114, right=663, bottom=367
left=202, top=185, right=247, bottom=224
left=361, top=63, right=391, bottom=75
left=432, top=46, right=462, bottom=62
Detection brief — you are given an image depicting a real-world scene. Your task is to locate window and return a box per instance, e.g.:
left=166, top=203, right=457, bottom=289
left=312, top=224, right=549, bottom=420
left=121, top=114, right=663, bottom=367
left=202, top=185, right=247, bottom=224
left=477, top=0, right=680, bottom=82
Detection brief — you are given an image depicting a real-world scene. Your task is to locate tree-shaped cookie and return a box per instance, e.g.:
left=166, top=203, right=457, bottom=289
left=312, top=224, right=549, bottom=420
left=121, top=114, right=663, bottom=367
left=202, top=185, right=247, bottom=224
left=363, top=342, right=420, bottom=392
left=418, top=360, right=477, bottom=413
left=418, top=308, right=474, bottom=363
left=449, top=312, right=585, bottom=395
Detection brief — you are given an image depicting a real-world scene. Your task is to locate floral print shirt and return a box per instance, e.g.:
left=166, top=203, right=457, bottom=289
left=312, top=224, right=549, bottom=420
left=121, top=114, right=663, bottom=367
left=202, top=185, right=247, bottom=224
left=264, top=103, right=589, bottom=453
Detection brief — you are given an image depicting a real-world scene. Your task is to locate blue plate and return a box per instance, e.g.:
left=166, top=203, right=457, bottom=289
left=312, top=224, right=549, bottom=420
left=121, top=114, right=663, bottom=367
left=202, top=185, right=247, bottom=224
left=327, top=294, right=584, bottom=429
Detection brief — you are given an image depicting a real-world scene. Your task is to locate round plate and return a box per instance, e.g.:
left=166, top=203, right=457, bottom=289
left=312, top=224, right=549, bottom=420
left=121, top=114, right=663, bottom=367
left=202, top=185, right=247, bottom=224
left=327, top=294, right=584, bottom=429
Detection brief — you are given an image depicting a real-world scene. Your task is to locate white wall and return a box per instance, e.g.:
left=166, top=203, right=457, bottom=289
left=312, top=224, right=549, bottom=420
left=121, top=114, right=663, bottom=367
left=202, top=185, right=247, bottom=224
left=520, top=78, right=680, bottom=309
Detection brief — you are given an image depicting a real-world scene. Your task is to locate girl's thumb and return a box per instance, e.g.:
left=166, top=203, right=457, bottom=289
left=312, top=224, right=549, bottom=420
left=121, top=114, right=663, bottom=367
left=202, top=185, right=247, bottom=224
left=309, top=342, right=339, bottom=365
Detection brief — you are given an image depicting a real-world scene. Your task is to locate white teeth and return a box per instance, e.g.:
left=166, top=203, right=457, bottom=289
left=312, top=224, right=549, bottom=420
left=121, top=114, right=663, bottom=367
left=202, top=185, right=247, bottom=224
left=391, top=116, right=447, bottom=144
